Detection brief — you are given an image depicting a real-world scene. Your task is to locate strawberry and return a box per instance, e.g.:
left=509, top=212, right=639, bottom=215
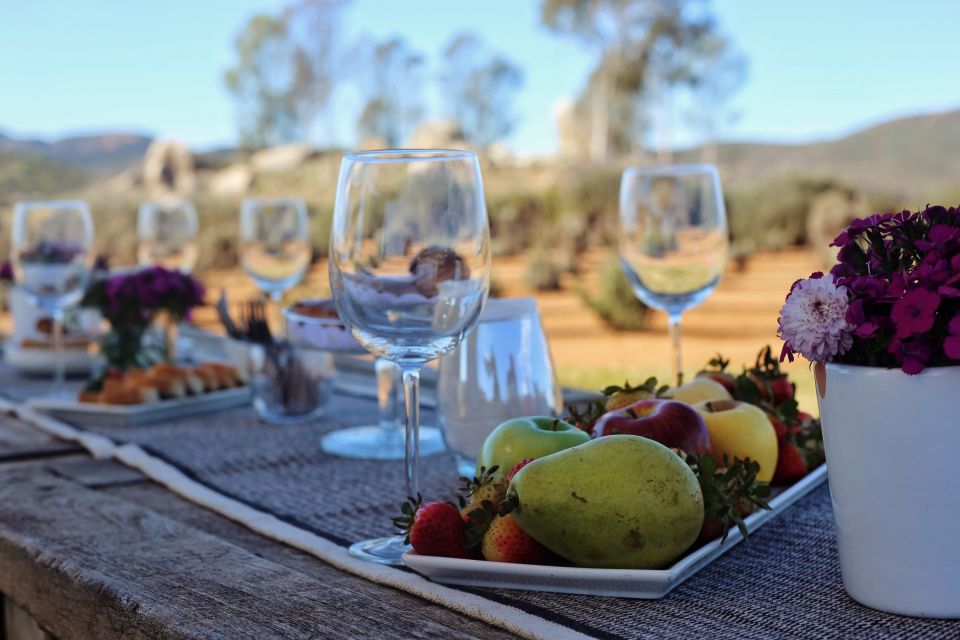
left=768, top=375, right=795, bottom=406
left=767, top=414, right=788, bottom=439
left=697, top=355, right=737, bottom=395
left=458, top=466, right=506, bottom=521
left=394, top=496, right=473, bottom=558
left=481, top=513, right=549, bottom=564
left=772, top=437, right=808, bottom=485
left=698, top=371, right=737, bottom=396
left=505, top=458, right=536, bottom=483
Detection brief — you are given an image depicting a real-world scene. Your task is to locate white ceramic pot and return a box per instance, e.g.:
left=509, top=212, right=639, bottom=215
left=817, top=362, right=960, bottom=618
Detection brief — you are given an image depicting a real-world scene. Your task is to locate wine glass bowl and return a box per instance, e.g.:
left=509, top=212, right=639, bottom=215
left=240, top=198, right=311, bottom=301
left=619, top=164, right=728, bottom=383
left=137, top=199, right=199, bottom=273
left=12, top=201, right=95, bottom=395
left=329, top=149, right=491, bottom=564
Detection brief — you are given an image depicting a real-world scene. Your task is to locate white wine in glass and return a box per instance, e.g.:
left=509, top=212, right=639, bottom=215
left=329, top=149, right=490, bottom=565
left=137, top=199, right=199, bottom=273
left=240, top=198, right=311, bottom=302
left=619, top=164, right=728, bottom=385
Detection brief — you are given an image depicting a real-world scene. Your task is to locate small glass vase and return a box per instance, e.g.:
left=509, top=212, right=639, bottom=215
left=99, top=324, right=159, bottom=371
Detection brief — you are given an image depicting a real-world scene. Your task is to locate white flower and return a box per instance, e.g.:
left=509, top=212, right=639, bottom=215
left=778, top=275, right=853, bottom=362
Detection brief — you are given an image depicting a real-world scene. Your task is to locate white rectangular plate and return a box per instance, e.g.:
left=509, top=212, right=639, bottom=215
left=403, top=463, right=828, bottom=599
left=27, top=387, right=251, bottom=428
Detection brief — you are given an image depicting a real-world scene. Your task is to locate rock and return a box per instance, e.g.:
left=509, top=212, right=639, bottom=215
left=356, top=136, right=390, bottom=151
left=143, top=139, right=195, bottom=195
left=208, top=164, right=253, bottom=196
left=249, top=143, right=314, bottom=174
left=553, top=97, right=589, bottom=160
left=403, top=119, right=469, bottom=149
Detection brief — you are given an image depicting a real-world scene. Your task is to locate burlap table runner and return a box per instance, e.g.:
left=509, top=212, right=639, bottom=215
left=3, top=365, right=958, bottom=639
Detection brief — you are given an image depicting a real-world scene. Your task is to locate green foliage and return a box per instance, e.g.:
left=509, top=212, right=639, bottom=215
left=0, top=153, right=90, bottom=205
left=355, top=37, right=425, bottom=145
left=580, top=253, right=649, bottom=331
left=439, top=33, right=523, bottom=148
left=224, top=1, right=345, bottom=148
left=525, top=248, right=562, bottom=291
left=540, top=0, right=740, bottom=158
left=727, top=176, right=858, bottom=255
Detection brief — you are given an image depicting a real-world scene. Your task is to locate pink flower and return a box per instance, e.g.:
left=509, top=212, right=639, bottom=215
left=778, top=275, right=853, bottom=363
left=891, top=288, right=940, bottom=338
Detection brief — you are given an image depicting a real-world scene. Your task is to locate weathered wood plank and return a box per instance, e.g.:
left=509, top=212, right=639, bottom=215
left=104, top=481, right=519, bottom=640
left=4, top=597, right=54, bottom=640
left=46, top=458, right=146, bottom=489
left=0, top=413, right=81, bottom=463
left=0, top=467, right=517, bottom=640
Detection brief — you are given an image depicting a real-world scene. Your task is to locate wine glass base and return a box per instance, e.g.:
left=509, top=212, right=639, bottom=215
left=321, top=425, right=445, bottom=460
left=348, top=535, right=409, bottom=565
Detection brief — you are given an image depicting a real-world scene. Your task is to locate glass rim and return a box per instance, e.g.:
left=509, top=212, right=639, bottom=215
left=13, top=200, right=90, bottom=212
left=342, top=148, right=477, bottom=163
left=622, top=163, right=719, bottom=179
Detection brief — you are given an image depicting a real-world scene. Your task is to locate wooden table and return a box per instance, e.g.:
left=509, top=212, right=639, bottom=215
left=0, top=413, right=518, bottom=640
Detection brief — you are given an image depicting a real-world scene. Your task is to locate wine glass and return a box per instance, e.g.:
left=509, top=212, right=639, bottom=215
left=319, top=357, right=447, bottom=460
left=11, top=201, right=95, bottom=396
left=619, top=164, right=728, bottom=385
left=137, top=199, right=199, bottom=272
left=239, top=198, right=311, bottom=303
left=329, top=149, right=491, bottom=565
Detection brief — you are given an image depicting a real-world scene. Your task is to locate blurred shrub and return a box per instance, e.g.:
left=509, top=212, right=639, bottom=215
left=727, top=176, right=857, bottom=255
left=806, top=190, right=868, bottom=267
left=525, top=247, right=562, bottom=291
left=487, top=190, right=558, bottom=256
left=580, top=253, right=649, bottom=331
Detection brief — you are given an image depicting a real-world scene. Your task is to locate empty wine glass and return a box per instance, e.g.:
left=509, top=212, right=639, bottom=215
left=319, top=357, right=447, bottom=460
left=137, top=199, right=199, bottom=272
left=240, top=198, right=311, bottom=303
left=12, top=201, right=94, bottom=396
left=619, top=164, right=728, bottom=385
left=329, top=149, right=491, bottom=565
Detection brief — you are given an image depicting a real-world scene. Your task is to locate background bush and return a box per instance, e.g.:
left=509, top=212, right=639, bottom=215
left=580, top=252, right=649, bottom=331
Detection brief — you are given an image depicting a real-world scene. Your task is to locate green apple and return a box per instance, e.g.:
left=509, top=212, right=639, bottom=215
left=476, top=416, right=590, bottom=477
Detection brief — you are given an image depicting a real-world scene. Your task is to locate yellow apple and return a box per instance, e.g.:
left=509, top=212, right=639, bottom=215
left=666, top=377, right=733, bottom=405
left=693, top=399, right=778, bottom=482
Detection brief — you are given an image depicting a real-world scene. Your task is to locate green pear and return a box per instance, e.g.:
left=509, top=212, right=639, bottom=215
left=507, top=435, right=704, bottom=569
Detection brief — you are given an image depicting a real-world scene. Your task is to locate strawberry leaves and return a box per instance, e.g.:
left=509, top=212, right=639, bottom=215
left=686, top=453, right=772, bottom=543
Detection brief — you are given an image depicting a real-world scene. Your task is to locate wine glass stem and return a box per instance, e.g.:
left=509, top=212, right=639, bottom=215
left=375, top=358, right=399, bottom=434
left=401, top=365, right=421, bottom=498
left=668, top=312, right=683, bottom=387
left=268, top=289, right=284, bottom=337
left=52, top=308, right=66, bottom=394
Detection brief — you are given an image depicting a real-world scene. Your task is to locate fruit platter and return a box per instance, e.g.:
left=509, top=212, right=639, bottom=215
left=401, top=347, right=827, bottom=598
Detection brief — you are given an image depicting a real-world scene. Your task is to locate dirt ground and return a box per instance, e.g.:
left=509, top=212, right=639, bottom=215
left=192, top=247, right=822, bottom=412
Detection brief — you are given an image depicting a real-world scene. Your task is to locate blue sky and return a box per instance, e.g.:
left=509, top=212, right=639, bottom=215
left=1, top=1, right=958, bottom=153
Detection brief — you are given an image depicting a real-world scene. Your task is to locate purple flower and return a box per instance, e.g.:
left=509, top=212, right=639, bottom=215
left=0, top=261, right=13, bottom=283
left=889, top=337, right=934, bottom=375
left=891, top=288, right=940, bottom=338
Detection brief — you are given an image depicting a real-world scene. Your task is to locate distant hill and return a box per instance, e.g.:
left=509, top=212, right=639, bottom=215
left=692, top=109, right=960, bottom=200
left=0, top=131, right=152, bottom=174
left=0, top=152, right=91, bottom=204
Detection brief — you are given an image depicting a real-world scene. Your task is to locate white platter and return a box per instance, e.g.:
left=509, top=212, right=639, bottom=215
left=4, top=342, right=100, bottom=375
left=27, top=386, right=252, bottom=428
left=403, top=463, right=828, bottom=599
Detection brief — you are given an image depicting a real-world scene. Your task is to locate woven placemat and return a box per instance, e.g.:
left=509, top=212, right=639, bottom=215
left=3, top=364, right=959, bottom=639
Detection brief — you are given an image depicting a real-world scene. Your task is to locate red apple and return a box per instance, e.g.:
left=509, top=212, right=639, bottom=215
left=592, top=399, right=712, bottom=454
